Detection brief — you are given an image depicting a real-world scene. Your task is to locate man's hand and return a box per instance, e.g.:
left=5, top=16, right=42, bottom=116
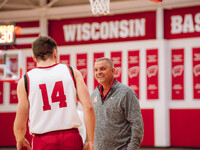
left=83, top=142, right=94, bottom=150
left=16, top=138, right=32, bottom=150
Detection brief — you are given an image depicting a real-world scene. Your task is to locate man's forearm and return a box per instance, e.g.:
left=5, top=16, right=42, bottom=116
left=83, top=106, right=95, bottom=143
left=14, top=122, right=27, bottom=142
left=127, top=138, right=141, bottom=150
left=127, top=121, right=144, bottom=150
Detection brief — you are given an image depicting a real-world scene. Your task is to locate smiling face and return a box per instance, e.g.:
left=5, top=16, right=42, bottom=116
left=94, top=59, right=115, bottom=87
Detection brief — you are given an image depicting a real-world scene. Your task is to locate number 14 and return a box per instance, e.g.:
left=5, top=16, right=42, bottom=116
left=39, top=81, right=67, bottom=111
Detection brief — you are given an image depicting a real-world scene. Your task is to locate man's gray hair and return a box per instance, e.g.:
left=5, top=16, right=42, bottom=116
left=95, top=57, right=114, bottom=68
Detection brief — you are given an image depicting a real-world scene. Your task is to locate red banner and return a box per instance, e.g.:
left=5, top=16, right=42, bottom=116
left=193, top=48, right=200, bottom=99
left=93, top=52, right=104, bottom=90
left=77, top=54, right=87, bottom=85
left=60, top=54, right=70, bottom=65
left=171, top=49, right=184, bottom=100
left=0, top=82, right=3, bottom=104
left=49, top=11, right=156, bottom=46
left=164, top=6, right=200, bottom=39
left=146, top=49, right=159, bottom=99
left=10, top=83, right=18, bottom=104
left=26, top=57, right=36, bottom=72
left=111, top=52, right=122, bottom=82
left=128, top=50, right=140, bottom=99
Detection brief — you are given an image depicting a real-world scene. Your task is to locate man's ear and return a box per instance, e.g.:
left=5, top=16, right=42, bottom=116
left=32, top=56, right=37, bottom=63
left=53, top=48, right=58, bottom=62
left=112, top=67, right=116, bottom=74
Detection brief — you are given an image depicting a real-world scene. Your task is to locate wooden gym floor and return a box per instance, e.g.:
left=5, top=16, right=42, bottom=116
left=0, top=147, right=199, bottom=150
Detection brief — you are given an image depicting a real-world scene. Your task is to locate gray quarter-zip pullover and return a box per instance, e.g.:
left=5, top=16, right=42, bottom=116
left=91, top=80, right=144, bottom=150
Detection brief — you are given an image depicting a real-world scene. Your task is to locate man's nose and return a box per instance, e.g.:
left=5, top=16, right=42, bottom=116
left=96, top=69, right=101, bottom=75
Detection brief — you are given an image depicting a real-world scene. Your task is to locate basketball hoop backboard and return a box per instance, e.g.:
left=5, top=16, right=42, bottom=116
left=89, top=0, right=110, bottom=15
left=0, top=50, right=22, bottom=82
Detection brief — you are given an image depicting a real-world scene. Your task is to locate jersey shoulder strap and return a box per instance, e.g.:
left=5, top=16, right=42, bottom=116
left=68, top=65, right=76, bottom=88
left=69, top=66, right=75, bottom=81
left=24, top=74, right=28, bottom=93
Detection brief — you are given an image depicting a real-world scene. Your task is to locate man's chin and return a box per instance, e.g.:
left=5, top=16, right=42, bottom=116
left=97, top=80, right=105, bottom=84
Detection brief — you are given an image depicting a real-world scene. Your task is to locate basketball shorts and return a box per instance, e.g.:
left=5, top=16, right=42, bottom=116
left=32, top=128, right=83, bottom=150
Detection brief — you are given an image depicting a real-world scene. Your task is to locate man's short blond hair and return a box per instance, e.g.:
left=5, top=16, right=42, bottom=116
left=95, top=57, right=114, bottom=68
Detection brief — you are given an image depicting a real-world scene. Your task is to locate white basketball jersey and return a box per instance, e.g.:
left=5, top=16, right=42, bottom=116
left=26, top=63, right=81, bottom=134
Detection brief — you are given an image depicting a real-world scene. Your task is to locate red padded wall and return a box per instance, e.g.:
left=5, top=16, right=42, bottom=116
left=141, top=109, right=154, bottom=146
left=0, top=113, right=32, bottom=146
left=0, top=113, right=16, bottom=146
left=170, top=109, right=200, bottom=147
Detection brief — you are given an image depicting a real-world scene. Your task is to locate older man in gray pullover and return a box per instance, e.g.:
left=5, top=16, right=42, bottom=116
left=91, top=57, right=144, bottom=150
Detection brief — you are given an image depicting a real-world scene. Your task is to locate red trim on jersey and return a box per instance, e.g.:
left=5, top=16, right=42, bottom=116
left=26, top=73, right=30, bottom=97
left=67, top=66, right=76, bottom=89
left=36, top=63, right=59, bottom=69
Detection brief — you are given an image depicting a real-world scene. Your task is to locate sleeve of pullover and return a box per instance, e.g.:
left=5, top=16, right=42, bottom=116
left=122, top=89, right=144, bottom=150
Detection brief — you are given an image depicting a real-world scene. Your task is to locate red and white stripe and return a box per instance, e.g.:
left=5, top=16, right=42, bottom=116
left=15, top=21, right=40, bottom=48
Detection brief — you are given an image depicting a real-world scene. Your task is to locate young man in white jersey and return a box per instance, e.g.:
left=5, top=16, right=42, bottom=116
left=13, top=36, right=95, bottom=150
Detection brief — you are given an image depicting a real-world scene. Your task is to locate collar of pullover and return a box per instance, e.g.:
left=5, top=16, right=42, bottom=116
left=99, top=79, right=117, bottom=100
